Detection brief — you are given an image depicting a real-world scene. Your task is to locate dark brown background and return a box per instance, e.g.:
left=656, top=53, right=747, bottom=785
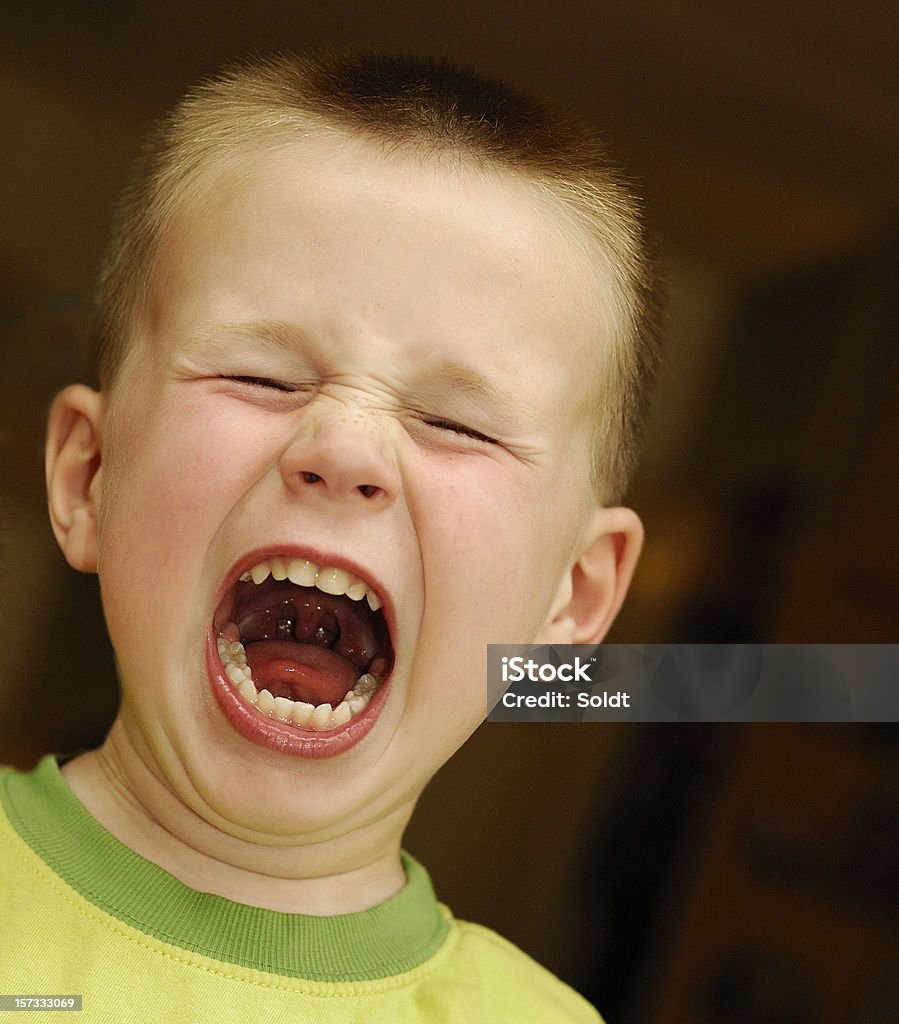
left=2, top=3, right=897, bottom=1022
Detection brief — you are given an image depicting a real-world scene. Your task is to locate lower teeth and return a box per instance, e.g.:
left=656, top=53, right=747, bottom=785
left=216, top=629, right=381, bottom=731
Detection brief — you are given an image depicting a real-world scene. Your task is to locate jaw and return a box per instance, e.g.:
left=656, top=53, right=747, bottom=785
left=208, top=550, right=395, bottom=759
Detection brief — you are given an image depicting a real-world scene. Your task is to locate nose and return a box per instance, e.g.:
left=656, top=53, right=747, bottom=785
left=278, top=400, right=400, bottom=505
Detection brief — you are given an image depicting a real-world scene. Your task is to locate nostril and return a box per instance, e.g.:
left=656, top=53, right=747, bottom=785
left=296, top=474, right=381, bottom=497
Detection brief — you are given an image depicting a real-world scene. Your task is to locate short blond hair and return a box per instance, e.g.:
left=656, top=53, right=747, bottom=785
left=93, top=50, right=661, bottom=502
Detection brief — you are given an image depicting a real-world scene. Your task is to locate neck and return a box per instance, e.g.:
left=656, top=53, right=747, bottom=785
left=61, top=725, right=411, bottom=916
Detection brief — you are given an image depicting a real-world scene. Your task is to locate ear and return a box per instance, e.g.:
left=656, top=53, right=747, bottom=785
left=537, top=506, right=643, bottom=645
left=45, top=384, right=105, bottom=573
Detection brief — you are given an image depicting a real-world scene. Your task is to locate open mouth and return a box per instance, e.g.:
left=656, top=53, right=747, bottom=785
left=213, top=556, right=393, bottom=734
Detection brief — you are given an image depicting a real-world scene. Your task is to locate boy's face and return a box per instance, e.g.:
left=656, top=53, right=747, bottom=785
left=54, top=135, right=632, bottom=843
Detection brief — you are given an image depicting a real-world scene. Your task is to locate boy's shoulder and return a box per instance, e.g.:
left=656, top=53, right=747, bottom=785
left=439, top=913, right=604, bottom=1022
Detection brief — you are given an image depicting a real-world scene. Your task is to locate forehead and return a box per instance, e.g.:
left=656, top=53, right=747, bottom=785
left=144, top=132, right=610, bottom=423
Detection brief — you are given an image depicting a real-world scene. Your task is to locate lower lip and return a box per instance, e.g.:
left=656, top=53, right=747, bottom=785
left=206, top=635, right=389, bottom=759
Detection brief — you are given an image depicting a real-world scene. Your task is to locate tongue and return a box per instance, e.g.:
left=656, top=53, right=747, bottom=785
left=245, top=640, right=359, bottom=707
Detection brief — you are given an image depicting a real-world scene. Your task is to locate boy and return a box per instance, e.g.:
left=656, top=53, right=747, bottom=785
left=1, top=50, right=660, bottom=1021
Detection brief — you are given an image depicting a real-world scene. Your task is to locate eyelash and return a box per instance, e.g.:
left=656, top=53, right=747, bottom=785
left=225, top=377, right=496, bottom=444
left=421, top=417, right=497, bottom=445
left=228, top=375, right=298, bottom=393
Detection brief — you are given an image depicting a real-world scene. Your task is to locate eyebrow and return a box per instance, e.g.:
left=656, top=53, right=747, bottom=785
left=425, top=360, right=510, bottom=407
left=184, top=319, right=316, bottom=357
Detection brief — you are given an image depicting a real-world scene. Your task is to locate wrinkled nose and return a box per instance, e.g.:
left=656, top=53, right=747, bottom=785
left=278, top=403, right=400, bottom=505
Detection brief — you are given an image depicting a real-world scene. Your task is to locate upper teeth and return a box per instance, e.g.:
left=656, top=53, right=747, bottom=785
left=242, top=558, right=381, bottom=611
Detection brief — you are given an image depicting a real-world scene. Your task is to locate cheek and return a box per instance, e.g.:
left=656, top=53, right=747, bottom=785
left=408, top=452, right=574, bottom=637
left=97, top=399, right=283, bottom=685
left=412, top=452, right=524, bottom=554
left=102, top=394, right=274, bottom=527
left=96, top=399, right=267, bottom=610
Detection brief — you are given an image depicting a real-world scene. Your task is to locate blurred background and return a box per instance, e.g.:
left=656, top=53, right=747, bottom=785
left=2, top=2, right=897, bottom=1022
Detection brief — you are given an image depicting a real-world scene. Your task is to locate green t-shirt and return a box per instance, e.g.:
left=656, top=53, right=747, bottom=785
left=0, top=757, right=602, bottom=1022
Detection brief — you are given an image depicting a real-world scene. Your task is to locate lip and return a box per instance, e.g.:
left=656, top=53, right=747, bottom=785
left=207, top=544, right=395, bottom=759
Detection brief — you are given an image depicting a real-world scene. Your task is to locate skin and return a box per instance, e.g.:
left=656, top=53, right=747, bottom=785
left=45, top=133, right=643, bottom=915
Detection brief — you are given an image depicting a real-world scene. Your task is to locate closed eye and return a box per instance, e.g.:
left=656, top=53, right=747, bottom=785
left=422, top=417, right=498, bottom=445
left=227, top=375, right=299, bottom=393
